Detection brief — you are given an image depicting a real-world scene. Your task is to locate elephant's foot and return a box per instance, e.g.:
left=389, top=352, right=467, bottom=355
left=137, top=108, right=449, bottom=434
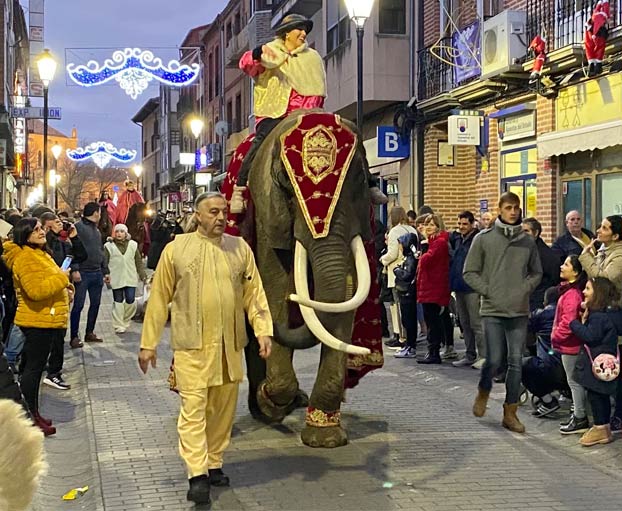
left=301, top=407, right=348, bottom=448
left=255, top=382, right=296, bottom=424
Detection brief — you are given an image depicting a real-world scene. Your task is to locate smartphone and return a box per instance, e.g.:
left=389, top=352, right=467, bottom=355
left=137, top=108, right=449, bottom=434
left=60, top=256, right=73, bottom=271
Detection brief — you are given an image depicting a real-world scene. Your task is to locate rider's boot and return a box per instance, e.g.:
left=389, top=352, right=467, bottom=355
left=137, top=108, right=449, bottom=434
left=230, top=185, right=247, bottom=214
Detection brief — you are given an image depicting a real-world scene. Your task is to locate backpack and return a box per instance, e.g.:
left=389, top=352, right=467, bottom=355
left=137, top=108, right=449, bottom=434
left=393, top=233, right=420, bottom=294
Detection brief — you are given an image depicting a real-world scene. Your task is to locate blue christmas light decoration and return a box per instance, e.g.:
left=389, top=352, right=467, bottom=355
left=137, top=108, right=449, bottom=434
left=66, top=48, right=200, bottom=99
left=66, top=142, right=137, bottom=169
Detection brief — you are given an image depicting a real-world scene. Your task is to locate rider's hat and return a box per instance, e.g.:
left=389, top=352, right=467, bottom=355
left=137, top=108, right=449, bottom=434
left=274, top=14, right=313, bottom=36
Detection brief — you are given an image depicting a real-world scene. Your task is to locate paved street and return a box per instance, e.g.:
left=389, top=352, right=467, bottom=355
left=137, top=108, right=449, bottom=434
left=31, top=292, right=622, bottom=511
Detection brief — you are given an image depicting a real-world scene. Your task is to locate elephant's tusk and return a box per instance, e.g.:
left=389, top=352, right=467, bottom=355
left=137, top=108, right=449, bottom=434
left=292, top=240, right=371, bottom=356
left=289, top=236, right=371, bottom=313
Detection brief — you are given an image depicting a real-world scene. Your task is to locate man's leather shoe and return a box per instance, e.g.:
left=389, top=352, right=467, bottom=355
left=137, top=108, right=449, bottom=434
left=70, top=337, right=83, bottom=349
left=84, top=333, right=103, bottom=343
left=208, top=468, right=230, bottom=487
left=187, top=475, right=211, bottom=505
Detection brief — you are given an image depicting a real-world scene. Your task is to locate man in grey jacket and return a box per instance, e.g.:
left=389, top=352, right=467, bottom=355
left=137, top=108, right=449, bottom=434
left=464, top=192, right=542, bottom=433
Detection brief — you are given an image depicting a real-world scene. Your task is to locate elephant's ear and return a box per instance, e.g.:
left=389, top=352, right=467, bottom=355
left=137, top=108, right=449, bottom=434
left=260, top=142, right=294, bottom=251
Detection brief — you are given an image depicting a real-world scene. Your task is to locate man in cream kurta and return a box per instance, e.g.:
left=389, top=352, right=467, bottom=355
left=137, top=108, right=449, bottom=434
left=139, top=192, right=272, bottom=506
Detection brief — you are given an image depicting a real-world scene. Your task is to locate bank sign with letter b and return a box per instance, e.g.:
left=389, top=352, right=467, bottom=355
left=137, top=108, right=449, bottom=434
left=377, top=126, right=409, bottom=159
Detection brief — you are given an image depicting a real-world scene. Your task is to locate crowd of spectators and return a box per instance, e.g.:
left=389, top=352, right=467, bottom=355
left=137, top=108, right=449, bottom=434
left=379, top=197, right=622, bottom=444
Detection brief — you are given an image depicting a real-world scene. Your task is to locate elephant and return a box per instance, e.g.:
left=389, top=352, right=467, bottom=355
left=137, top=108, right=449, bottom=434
left=226, top=110, right=379, bottom=448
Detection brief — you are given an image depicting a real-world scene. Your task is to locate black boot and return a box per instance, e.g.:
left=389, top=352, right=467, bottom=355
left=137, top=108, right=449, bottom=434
left=588, top=62, right=596, bottom=77
left=187, top=475, right=211, bottom=505
left=208, top=468, right=230, bottom=487
left=595, top=62, right=603, bottom=75
left=417, top=349, right=441, bottom=364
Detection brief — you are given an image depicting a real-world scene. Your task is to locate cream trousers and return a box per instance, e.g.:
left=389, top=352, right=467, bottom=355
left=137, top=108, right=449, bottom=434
left=177, top=381, right=239, bottom=478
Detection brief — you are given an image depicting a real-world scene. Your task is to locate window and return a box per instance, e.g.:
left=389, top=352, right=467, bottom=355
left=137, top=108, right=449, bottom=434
left=215, top=46, right=220, bottom=95
left=500, top=147, right=538, bottom=219
left=379, top=0, right=406, bottom=34
left=143, top=141, right=147, bottom=157
left=439, top=0, right=457, bottom=36
left=233, top=12, right=241, bottom=35
left=226, top=22, right=233, bottom=43
left=226, top=100, right=233, bottom=131
left=208, top=53, right=214, bottom=100
left=326, top=0, right=350, bottom=53
left=235, top=93, right=242, bottom=130
left=477, top=0, right=501, bottom=21
left=171, top=129, right=180, bottom=145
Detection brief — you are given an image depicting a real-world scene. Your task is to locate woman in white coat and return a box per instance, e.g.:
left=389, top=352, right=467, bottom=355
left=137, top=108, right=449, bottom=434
left=380, top=206, right=417, bottom=349
left=104, top=224, right=147, bottom=333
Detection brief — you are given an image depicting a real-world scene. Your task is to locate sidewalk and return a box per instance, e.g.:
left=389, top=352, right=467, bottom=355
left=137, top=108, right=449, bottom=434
left=32, top=290, right=622, bottom=510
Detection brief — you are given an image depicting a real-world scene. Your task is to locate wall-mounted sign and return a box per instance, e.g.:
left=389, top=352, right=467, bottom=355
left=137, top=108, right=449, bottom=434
left=498, top=111, right=536, bottom=142
left=437, top=141, right=455, bottom=166
left=9, top=106, right=62, bottom=120
left=377, top=126, right=409, bottom=159
left=448, top=114, right=482, bottom=145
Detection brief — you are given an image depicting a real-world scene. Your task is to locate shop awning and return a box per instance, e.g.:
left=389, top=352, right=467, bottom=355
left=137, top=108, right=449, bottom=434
left=538, top=120, right=622, bottom=158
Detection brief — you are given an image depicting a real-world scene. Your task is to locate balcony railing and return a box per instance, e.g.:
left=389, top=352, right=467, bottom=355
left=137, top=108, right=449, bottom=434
left=417, top=38, right=455, bottom=102
left=526, top=0, right=621, bottom=52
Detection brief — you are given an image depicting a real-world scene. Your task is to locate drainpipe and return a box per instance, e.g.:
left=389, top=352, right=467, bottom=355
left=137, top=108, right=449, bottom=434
left=408, top=0, right=415, bottom=209
left=415, top=0, right=425, bottom=209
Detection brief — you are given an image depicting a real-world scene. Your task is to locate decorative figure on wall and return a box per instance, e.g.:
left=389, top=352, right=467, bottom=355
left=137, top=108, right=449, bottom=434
left=584, top=0, right=610, bottom=77
left=528, top=35, right=547, bottom=84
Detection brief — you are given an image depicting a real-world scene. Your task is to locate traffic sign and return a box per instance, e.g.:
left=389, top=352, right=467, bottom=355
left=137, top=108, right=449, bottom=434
left=377, top=126, right=409, bottom=158
left=9, top=106, right=62, bottom=120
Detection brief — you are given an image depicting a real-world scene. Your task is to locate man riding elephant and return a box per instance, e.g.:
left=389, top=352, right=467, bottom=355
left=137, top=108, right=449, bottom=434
left=230, top=13, right=387, bottom=214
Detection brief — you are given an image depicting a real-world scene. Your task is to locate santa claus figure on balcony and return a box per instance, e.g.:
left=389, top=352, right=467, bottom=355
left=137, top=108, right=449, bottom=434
left=585, top=0, right=610, bottom=76
left=528, top=35, right=546, bottom=83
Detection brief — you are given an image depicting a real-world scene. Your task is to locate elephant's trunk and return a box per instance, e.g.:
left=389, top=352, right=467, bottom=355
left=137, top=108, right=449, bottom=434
left=289, top=236, right=370, bottom=312
left=273, top=322, right=319, bottom=350
left=291, top=237, right=370, bottom=356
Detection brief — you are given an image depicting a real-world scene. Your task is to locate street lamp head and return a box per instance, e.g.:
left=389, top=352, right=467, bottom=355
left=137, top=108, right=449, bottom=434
left=344, top=0, right=375, bottom=28
left=51, top=143, right=62, bottom=160
left=132, top=164, right=143, bottom=178
left=189, top=118, right=204, bottom=140
left=37, top=49, right=57, bottom=87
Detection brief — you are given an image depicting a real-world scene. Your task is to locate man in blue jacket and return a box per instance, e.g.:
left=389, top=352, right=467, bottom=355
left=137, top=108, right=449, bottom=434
left=551, top=210, right=595, bottom=259
left=450, top=211, right=484, bottom=368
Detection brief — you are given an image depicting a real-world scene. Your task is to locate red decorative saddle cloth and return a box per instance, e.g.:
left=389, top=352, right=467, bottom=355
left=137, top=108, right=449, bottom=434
left=221, top=113, right=383, bottom=389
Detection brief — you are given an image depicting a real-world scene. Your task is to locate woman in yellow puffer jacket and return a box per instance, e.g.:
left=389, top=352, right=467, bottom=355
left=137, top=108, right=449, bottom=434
left=4, top=217, right=73, bottom=436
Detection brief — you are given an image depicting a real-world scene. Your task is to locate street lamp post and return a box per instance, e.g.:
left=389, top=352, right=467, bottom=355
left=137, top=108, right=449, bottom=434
left=344, top=0, right=374, bottom=133
left=37, top=49, right=57, bottom=205
left=189, top=118, right=204, bottom=200
left=51, top=143, right=62, bottom=210
left=133, top=164, right=143, bottom=194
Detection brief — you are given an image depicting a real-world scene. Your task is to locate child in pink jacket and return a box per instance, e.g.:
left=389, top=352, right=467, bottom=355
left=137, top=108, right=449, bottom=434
left=551, top=255, right=588, bottom=434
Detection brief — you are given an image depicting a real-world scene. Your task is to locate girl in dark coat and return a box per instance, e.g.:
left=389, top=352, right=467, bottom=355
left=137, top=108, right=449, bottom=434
left=570, top=276, right=622, bottom=446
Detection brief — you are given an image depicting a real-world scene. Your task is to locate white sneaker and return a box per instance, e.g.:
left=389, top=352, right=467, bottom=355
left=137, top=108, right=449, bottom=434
left=472, top=358, right=486, bottom=370
left=114, top=327, right=126, bottom=334
left=440, top=345, right=458, bottom=360
left=452, top=357, right=475, bottom=367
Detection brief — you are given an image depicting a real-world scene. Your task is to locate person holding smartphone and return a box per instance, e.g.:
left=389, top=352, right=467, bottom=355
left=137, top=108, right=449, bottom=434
left=3, top=218, right=74, bottom=436
left=39, top=212, right=87, bottom=389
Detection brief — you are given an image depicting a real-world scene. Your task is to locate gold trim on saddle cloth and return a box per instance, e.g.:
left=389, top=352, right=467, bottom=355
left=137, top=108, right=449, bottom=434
left=305, top=407, right=342, bottom=427
left=280, top=113, right=357, bottom=239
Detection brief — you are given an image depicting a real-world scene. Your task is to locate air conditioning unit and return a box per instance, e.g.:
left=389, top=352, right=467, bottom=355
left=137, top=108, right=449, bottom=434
left=481, top=10, right=527, bottom=80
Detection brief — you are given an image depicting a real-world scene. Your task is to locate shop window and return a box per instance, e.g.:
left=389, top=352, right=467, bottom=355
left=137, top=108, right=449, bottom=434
left=500, top=147, right=537, bottom=218
left=597, top=173, right=622, bottom=218
left=379, top=0, right=406, bottom=34
left=561, top=178, right=592, bottom=233
left=327, top=0, right=350, bottom=53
